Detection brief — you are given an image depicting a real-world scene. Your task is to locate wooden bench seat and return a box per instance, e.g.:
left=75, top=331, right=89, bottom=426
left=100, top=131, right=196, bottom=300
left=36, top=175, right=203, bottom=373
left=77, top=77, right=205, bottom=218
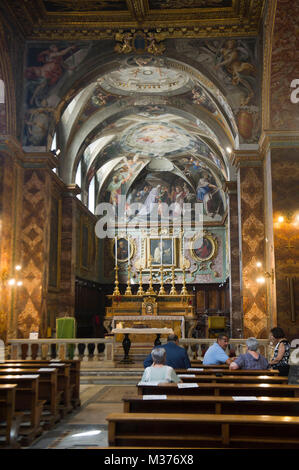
left=0, top=375, right=45, bottom=445
left=0, top=367, right=61, bottom=428
left=0, top=384, right=23, bottom=448
left=5, top=359, right=80, bottom=409
left=107, top=412, right=299, bottom=448
left=175, top=368, right=279, bottom=376
left=123, top=394, right=299, bottom=416
left=137, top=382, right=299, bottom=397
left=3, top=361, right=73, bottom=417
left=177, top=374, right=288, bottom=384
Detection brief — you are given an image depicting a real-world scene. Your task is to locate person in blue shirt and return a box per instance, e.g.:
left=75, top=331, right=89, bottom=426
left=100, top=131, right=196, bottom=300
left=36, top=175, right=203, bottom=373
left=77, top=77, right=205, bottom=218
left=203, top=334, right=234, bottom=365
left=143, top=334, right=191, bottom=369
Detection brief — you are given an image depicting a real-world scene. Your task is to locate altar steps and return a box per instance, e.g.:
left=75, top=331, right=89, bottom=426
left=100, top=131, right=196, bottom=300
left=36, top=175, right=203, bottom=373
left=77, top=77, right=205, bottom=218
left=80, top=366, right=143, bottom=384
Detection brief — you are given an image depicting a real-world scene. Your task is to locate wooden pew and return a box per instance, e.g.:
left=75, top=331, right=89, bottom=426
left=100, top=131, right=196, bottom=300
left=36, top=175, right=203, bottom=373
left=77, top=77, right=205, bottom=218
left=177, top=374, right=288, bottom=384
left=123, top=394, right=299, bottom=416
left=107, top=412, right=299, bottom=448
left=137, top=382, right=299, bottom=397
left=3, top=361, right=72, bottom=417
left=0, top=367, right=60, bottom=428
left=0, top=384, right=23, bottom=448
left=0, top=375, right=45, bottom=445
left=175, top=368, right=279, bottom=376
left=5, top=359, right=80, bottom=409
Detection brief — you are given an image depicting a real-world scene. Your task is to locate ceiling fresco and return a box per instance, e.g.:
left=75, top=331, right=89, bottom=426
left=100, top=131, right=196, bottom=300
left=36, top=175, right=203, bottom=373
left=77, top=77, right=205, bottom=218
left=18, top=25, right=263, bottom=227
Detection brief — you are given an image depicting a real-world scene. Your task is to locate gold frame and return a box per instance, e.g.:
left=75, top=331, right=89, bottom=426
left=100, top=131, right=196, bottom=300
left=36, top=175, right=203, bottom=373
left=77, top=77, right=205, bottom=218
left=190, top=232, right=218, bottom=262
left=111, top=237, right=136, bottom=263
left=146, top=237, right=177, bottom=268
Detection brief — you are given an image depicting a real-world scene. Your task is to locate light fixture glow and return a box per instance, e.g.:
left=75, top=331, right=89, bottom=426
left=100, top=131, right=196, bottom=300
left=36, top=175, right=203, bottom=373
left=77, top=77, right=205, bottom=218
left=256, top=276, right=266, bottom=284
left=15, top=265, right=22, bottom=271
left=226, top=146, right=232, bottom=154
left=256, top=261, right=262, bottom=268
left=8, top=278, right=15, bottom=285
left=278, top=216, right=284, bottom=223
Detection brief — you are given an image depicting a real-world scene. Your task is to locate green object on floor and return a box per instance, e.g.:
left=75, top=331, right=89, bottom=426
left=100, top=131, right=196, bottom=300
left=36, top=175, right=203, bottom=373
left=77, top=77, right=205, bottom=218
left=56, top=317, right=76, bottom=358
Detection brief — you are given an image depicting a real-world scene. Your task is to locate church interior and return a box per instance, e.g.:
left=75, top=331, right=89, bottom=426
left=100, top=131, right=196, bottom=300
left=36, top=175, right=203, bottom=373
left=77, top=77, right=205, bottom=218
left=0, top=0, right=299, bottom=452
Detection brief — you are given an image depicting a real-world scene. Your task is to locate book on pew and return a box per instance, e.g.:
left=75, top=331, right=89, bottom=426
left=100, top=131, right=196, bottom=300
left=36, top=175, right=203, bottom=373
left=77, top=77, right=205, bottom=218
left=143, top=395, right=167, bottom=400
left=232, top=396, right=258, bottom=400
left=177, top=383, right=199, bottom=388
left=178, top=374, right=196, bottom=377
left=138, top=381, right=160, bottom=386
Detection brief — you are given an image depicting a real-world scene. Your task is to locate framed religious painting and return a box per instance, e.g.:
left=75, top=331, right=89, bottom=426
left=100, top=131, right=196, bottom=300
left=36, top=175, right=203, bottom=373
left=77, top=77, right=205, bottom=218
left=147, top=237, right=176, bottom=267
left=111, top=237, right=135, bottom=263
left=190, top=232, right=217, bottom=262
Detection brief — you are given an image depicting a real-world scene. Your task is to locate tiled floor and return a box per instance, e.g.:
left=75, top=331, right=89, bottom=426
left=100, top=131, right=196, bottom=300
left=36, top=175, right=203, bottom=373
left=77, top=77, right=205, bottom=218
left=29, top=379, right=141, bottom=449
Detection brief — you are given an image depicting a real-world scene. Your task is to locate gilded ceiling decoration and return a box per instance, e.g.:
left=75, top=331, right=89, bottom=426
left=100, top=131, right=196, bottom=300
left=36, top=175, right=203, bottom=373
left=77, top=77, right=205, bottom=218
left=1, top=0, right=266, bottom=39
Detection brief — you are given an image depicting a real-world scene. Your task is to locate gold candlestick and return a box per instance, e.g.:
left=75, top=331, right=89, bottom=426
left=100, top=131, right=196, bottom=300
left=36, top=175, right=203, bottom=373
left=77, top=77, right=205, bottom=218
left=180, top=265, right=188, bottom=295
left=170, top=266, right=177, bottom=295
left=113, top=265, right=121, bottom=296
left=146, top=256, right=156, bottom=295
left=125, top=263, right=132, bottom=295
left=158, top=266, right=166, bottom=295
left=137, top=266, right=145, bottom=296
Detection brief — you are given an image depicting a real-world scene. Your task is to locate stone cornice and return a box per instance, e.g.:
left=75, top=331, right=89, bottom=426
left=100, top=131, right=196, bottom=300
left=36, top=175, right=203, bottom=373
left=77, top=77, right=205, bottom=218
left=232, top=148, right=263, bottom=168
left=22, top=151, right=58, bottom=170
left=259, top=130, right=299, bottom=157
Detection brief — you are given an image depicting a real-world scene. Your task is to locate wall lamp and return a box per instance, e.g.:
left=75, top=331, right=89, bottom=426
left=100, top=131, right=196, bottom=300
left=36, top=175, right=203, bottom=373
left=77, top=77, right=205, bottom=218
left=275, top=212, right=299, bottom=227
left=256, top=262, right=274, bottom=284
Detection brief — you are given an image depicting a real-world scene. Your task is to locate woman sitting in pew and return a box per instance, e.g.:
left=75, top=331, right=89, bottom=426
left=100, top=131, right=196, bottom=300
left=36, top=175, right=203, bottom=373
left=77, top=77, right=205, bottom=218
left=141, top=348, right=182, bottom=384
left=268, top=327, right=290, bottom=375
left=229, top=337, right=269, bottom=370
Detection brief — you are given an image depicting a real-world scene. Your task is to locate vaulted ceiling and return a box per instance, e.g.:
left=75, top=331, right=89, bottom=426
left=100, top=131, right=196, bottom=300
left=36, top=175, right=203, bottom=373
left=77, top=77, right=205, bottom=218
left=1, top=0, right=266, bottom=222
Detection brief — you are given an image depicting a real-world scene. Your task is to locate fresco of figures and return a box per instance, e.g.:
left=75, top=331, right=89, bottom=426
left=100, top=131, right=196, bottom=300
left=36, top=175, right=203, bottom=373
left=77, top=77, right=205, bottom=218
left=101, top=160, right=225, bottom=223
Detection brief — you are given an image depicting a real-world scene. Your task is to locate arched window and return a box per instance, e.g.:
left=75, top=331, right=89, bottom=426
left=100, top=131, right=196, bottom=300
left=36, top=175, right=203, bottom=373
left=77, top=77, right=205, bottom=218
left=88, top=176, right=95, bottom=214
left=0, top=79, right=4, bottom=104
left=75, top=160, right=82, bottom=200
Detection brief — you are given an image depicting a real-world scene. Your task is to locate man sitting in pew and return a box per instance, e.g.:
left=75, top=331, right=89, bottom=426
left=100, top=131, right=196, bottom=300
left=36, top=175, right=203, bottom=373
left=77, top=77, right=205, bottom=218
left=141, top=348, right=182, bottom=384
left=143, top=334, right=191, bottom=369
left=203, top=334, right=235, bottom=366
left=229, top=337, right=268, bottom=370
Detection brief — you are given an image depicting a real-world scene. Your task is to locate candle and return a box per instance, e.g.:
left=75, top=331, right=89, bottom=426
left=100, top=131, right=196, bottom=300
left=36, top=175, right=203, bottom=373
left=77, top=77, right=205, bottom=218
left=115, top=236, right=118, bottom=266
left=127, top=236, right=130, bottom=262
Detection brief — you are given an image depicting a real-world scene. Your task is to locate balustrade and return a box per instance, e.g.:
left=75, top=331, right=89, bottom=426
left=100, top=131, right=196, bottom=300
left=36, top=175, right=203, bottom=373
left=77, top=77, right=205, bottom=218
left=5, top=337, right=273, bottom=362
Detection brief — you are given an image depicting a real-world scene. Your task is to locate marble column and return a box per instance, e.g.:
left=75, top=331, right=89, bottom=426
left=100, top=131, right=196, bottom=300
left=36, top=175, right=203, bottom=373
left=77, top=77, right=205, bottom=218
left=225, top=181, right=243, bottom=338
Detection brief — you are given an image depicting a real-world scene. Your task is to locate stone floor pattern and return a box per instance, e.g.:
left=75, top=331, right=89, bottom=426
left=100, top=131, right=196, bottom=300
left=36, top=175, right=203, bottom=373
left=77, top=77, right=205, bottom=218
left=29, top=383, right=139, bottom=449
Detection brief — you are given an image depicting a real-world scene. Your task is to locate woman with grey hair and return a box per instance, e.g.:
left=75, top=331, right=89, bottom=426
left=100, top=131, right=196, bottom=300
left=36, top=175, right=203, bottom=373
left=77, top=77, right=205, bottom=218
left=141, top=347, right=181, bottom=383
left=229, top=337, right=269, bottom=370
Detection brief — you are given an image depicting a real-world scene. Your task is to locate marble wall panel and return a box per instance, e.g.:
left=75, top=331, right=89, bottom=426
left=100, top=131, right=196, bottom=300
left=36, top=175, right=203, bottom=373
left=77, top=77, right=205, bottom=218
left=270, top=0, right=299, bottom=130
left=239, top=166, right=267, bottom=338
left=17, top=169, right=50, bottom=338
left=271, top=148, right=299, bottom=339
